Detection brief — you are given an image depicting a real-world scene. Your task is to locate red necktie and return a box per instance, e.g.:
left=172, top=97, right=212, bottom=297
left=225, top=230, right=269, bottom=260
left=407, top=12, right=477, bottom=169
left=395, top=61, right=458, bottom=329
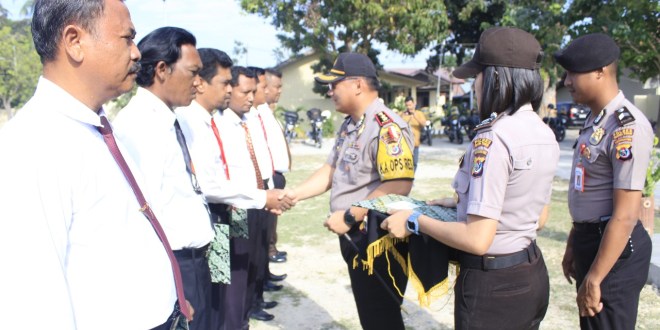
left=240, top=122, right=265, bottom=189
left=211, top=118, right=230, bottom=180
left=97, top=116, right=191, bottom=321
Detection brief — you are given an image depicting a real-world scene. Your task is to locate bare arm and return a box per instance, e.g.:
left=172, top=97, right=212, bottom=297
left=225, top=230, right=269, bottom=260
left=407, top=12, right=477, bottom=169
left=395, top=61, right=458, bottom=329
left=537, top=204, right=550, bottom=230
left=290, top=163, right=334, bottom=202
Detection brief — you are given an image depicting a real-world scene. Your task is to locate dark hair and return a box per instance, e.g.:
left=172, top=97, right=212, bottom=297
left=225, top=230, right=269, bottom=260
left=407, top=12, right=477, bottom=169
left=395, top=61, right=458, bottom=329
left=135, top=26, right=196, bottom=87
left=230, top=66, right=256, bottom=87
left=479, top=66, right=543, bottom=120
left=32, top=0, right=107, bottom=63
left=363, top=76, right=381, bottom=91
left=404, top=96, right=414, bottom=103
left=198, top=48, right=233, bottom=84
left=247, top=66, right=265, bottom=84
left=265, top=68, right=282, bottom=79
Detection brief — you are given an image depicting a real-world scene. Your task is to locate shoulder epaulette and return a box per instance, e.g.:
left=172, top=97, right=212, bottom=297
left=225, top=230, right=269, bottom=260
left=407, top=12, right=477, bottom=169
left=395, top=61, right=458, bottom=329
left=614, top=107, right=635, bottom=126
left=474, top=112, right=505, bottom=132
left=375, top=111, right=394, bottom=127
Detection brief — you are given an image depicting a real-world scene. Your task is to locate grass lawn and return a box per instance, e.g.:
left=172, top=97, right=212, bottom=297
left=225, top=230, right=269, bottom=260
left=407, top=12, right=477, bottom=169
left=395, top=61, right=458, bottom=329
left=258, top=152, right=660, bottom=329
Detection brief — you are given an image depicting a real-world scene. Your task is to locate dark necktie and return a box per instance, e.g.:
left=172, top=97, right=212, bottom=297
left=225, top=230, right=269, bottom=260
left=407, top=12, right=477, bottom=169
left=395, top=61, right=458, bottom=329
left=174, top=120, right=201, bottom=195
left=97, top=116, right=191, bottom=321
left=240, top=121, right=265, bottom=189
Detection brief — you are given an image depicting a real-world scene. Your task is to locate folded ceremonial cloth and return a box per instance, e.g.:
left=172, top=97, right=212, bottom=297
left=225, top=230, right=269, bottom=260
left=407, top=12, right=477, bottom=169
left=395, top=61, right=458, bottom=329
left=208, top=207, right=249, bottom=284
left=352, top=194, right=459, bottom=306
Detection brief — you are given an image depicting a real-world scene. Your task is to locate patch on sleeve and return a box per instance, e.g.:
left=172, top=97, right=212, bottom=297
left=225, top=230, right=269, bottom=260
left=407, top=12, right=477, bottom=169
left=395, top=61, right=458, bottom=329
left=471, top=149, right=488, bottom=177
left=613, top=127, right=634, bottom=161
left=377, top=123, right=414, bottom=181
left=472, top=137, right=493, bottom=149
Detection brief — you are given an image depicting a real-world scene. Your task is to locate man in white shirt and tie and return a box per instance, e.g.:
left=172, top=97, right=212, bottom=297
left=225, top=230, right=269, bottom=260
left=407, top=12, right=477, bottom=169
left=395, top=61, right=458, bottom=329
left=112, top=27, right=214, bottom=330
left=0, top=1, right=180, bottom=329
left=174, top=50, right=293, bottom=328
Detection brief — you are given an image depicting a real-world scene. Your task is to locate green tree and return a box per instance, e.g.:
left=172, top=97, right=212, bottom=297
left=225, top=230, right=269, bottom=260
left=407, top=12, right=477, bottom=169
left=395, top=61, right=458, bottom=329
left=566, top=0, right=659, bottom=82
left=0, top=18, right=41, bottom=118
left=240, top=0, right=450, bottom=96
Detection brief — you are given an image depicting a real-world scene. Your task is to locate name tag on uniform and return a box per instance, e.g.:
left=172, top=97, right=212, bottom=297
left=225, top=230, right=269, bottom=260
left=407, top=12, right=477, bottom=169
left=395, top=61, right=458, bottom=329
left=574, top=164, right=585, bottom=192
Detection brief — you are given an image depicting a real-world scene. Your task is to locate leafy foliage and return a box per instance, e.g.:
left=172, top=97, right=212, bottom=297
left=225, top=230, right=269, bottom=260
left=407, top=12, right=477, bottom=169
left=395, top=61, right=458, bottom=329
left=240, top=0, right=451, bottom=96
left=0, top=16, right=41, bottom=117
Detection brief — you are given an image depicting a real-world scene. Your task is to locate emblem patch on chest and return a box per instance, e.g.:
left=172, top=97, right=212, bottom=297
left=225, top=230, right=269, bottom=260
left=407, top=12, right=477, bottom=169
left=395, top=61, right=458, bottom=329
left=589, top=127, right=605, bottom=145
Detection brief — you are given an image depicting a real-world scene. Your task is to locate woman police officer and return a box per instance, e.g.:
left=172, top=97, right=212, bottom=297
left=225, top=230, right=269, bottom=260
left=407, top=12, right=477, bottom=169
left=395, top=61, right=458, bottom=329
left=381, top=27, right=560, bottom=330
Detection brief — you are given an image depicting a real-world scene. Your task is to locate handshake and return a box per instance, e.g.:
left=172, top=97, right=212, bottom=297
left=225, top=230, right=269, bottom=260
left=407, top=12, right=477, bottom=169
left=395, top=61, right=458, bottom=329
left=264, top=189, right=299, bottom=215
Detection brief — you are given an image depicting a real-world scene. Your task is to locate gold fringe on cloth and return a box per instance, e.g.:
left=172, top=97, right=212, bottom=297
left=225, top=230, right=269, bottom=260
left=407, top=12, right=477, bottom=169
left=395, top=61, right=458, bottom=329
left=352, top=234, right=456, bottom=307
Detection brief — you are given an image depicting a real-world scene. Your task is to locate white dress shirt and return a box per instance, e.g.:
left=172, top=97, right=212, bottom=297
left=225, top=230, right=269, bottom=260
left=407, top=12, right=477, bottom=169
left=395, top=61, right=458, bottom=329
left=0, top=77, right=176, bottom=329
left=256, top=103, right=290, bottom=173
left=174, top=101, right=266, bottom=209
left=113, top=88, right=214, bottom=250
left=214, top=109, right=263, bottom=190
left=248, top=106, right=274, bottom=183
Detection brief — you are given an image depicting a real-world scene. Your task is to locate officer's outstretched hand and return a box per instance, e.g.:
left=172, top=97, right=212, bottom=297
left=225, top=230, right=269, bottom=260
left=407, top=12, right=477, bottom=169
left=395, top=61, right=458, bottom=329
left=577, top=275, right=603, bottom=317
left=324, top=210, right=351, bottom=235
left=381, top=209, right=413, bottom=239
left=279, top=188, right=299, bottom=205
left=265, top=189, right=295, bottom=215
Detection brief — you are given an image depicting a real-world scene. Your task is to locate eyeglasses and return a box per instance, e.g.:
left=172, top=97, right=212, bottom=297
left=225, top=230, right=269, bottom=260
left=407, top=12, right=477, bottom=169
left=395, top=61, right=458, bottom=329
left=329, top=77, right=360, bottom=91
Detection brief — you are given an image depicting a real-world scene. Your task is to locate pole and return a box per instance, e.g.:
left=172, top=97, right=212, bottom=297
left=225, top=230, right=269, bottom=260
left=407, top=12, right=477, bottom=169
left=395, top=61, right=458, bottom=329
left=342, top=233, right=408, bottom=314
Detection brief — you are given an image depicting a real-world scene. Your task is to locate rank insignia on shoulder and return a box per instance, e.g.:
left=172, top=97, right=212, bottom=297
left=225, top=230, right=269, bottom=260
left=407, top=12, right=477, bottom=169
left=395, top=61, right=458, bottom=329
left=615, top=107, right=635, bottom=126
left=589, top=127, right=605, bottom=145
left=474, top=112, right=504, bottom=132
left=375, top=111, right=393, bottom=127
left=471, top=149, right=488, bottom=177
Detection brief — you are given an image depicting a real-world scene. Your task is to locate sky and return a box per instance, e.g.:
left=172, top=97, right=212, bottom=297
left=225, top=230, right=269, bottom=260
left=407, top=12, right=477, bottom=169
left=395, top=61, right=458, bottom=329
left=0, top=0, right=434, bottom=69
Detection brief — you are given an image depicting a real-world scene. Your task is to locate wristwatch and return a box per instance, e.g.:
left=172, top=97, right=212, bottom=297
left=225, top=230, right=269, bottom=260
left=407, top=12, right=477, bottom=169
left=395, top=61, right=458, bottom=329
left=406, top=211, right=422, bottom=235
left=344, top=209, right=357, bottom=227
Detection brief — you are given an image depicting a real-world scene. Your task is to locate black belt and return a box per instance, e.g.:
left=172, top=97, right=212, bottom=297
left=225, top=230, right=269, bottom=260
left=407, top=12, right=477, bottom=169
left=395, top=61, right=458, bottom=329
left=573, top=216, right=611, bottom=233
left=459, top=241, right=538, bottom=271
left=209, top=203, right=231, bottom=224
left=173, top=244, right=209, bottom=259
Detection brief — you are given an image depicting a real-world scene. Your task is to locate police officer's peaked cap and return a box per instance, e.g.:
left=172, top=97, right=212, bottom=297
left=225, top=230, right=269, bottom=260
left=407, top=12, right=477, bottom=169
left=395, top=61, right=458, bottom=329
left=315, top=53, right=378, bottom=84
left=554, top=33, right=620, bottom=73
left=453, top=27, right=543, bottom=79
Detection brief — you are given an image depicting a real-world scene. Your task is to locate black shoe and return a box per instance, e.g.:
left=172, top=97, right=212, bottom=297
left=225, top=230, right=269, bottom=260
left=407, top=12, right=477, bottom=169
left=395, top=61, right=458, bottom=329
left=249, top=309, right=274, bottom=321
left=269, top=254, right=286, bottom=263
left=276, top=250, right=287, bottom=257
left=263, top=281, right=283, bottom=292
left=269, top=272, right=287, bottom=282
left=261, top=301, right=278, bottom=309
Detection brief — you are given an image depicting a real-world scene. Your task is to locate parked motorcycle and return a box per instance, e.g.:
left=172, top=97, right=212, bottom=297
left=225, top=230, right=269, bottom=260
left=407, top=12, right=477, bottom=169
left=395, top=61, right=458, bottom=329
left=464, top=111, right=480, bottom=140
left=442, top=116, right=464, bottom=144
left=283, top=110, right=299, bottom=143
left=306, top=108, right=330, bottom=148
left=420, top=120, right=433, bottom=146
left=543, top=114, right=567, bottom=142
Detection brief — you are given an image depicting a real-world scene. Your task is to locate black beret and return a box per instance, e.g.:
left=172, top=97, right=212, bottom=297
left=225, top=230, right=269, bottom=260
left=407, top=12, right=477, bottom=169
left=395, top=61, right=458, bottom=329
left=554, top=33, right=620, bottom=73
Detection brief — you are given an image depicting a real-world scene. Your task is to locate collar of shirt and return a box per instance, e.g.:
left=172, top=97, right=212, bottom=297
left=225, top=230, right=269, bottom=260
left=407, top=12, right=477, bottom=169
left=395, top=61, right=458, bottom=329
left=585, top=91, right=624, bottom=129
left=133, top=87, right=177, bottom=127
left=178, top=100, right=212, bottom=126
left=222, top=107, right=246, bottom=125
left=36, top=76, right=105, bottom=127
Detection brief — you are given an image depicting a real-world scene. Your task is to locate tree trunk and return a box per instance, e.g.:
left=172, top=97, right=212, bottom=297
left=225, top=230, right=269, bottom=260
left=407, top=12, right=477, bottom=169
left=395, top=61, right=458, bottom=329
left=640, top=195, right=655, bottom=237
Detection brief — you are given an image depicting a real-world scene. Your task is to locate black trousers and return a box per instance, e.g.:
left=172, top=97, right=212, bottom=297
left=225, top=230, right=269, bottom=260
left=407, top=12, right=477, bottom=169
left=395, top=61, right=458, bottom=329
left=572, top=220, right=652, bottom=330
left=173, top=246, right=212, bottom=330
left=269, top=172, right=286, bottom=257
left=339, top=233, right=408, bottom=330
left=220, top=210, right=260, bottom=330
left=248, top=208, right=275, bottom=311
left=454, top=243, right=549, bottom=330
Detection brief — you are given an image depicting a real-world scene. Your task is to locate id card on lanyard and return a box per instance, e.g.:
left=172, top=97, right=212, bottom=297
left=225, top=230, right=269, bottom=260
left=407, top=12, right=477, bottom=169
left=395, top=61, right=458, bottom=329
left=574, top=143, right=586, bottom=192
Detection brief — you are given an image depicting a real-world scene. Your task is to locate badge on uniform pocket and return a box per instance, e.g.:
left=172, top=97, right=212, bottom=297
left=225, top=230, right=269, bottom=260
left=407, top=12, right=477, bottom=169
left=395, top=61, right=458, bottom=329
left=574, top=164, right=585, bottom=192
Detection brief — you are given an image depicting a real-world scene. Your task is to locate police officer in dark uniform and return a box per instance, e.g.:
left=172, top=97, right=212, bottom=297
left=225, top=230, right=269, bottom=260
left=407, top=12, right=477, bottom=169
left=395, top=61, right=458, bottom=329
left=555, top=33, right=653, bottom=330
left=286, top=53, right=415, bottom=330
